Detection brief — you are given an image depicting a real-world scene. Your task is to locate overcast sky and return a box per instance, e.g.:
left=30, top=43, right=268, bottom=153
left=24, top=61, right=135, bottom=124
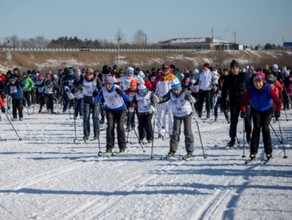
left=1, top=0, right=291, bottom=46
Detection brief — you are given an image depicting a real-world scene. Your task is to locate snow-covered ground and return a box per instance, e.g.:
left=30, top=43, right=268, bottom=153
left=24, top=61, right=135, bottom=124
left=0, top=106, right=291, bottom=220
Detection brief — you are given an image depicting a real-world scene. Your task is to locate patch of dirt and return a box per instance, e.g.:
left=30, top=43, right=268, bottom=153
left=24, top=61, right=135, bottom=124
left=0, top=50, right=291, bottom=73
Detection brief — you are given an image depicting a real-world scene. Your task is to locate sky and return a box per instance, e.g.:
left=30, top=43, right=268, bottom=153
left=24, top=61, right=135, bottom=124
left=1, top=0, right=292, bottom=47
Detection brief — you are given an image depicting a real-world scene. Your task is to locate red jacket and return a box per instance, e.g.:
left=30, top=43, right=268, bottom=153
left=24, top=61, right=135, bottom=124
left=0, top=96, right=4, bottom=108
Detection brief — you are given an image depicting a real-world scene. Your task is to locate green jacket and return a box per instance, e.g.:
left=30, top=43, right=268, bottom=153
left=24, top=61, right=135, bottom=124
left=22, top=77, right=34, bottom=92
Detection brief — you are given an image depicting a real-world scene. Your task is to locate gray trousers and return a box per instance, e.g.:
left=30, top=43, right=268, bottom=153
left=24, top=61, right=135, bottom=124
left=169, top=114, right=194, bottom=153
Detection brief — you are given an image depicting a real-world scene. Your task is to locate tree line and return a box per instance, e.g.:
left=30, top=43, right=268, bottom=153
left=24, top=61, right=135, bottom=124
left=0, top=34, right=283, bottom=50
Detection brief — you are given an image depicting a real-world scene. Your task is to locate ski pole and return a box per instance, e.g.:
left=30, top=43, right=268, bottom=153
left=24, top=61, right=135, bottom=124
left=73, top=116, right=77, bottom=142
left=150, top=114, right=156, bottom=159
left=73, top=100, right=77, bottom=142
left=280, top=93, right=289, bottom=121
left=277, top=119, right=287, bottom=158
left=98, top=131, right=102, bottom=155
left=242, top=117, right=246, bottom=158
left=269, top=123, right=283, bottom=144
left=5, top=112, right=22, bottom=141
left=283, top=86, right=292, bottom=107
left=23, top=97, right=30, bottom=115
left=195, top=119, right=206, bottom=159
left=133, top=128, right=145, bottom=152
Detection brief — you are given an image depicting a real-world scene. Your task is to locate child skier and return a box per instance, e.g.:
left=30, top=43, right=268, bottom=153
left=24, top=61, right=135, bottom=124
left=131, top=84, right=157, bottom=144
left=158, top=78, right=196, bottom=159
left=240, top=72, right=282, bottom=162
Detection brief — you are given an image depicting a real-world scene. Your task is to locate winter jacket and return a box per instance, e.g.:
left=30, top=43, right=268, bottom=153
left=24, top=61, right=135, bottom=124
left=221, top=71, right=249, bottom=108
left=241, top=83, right=282, bottom=114
left=284, top=74, right=292, bottom=96
left=93, top=85, right=129, bottom=112
left=7, top=81, right=25, bottom=99
left=158, top=88, right=195, bottom=118
left=75, top=75, right=102, bottom=103
left=22, top=76, right=34, bottom=92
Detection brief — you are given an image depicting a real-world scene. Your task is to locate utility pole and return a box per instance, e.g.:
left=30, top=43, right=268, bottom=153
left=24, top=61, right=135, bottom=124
left=211, top=27, right=214, bottom=50
left=117, top=37, right=121, bottom=68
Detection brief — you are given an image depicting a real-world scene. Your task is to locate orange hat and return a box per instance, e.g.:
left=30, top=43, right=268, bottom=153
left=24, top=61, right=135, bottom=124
left=130, top=80, right=138, bottom=87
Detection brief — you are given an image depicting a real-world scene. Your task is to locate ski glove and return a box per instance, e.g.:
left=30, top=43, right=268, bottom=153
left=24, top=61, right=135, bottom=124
left=1, top=107, right=5, bottom=113
left=150, top=105, right=156, bottom=114
left=129, top=107, right=135, bottom=113
left=274, top=112, right=280, bottom=121
left=92, top=90, right=98, bottom=97
left=64, top=86, right=70, bottom=93
left=115, top=88, right=123, bottom=96
left=240, top=111, right=246, bottom=118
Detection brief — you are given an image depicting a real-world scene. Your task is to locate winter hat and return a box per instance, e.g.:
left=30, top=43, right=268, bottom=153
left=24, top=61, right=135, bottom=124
left=130, top=80, right=138, bottom=88
left=9, top=76, right=17, bottom=82
left=104, top=76, right=116, bottom=84
left=266, top=74, right=276, bottom=83
left=161, top=64, right=168, bottom=71
left=253, top=72, right=266, bottom=82
left=138, top=84, right=148, bottom=94
left=230, top=60, right=240, bottom=69
left=138, top=70, right=145, bottom=79
left=203, top=63, right=210, bottom=69
left=102, top=65, right=111, bottom=74
left=271, top=64, right=278, bottom=71
left=68, top=68, right=74, bottom=74
left=126, top=67, right=135, bottom=75
left=86, top=68, right=94, bottom=74
left=283, top=71, right=290, bottom=77
left=171, top=78, right=182, bottom=90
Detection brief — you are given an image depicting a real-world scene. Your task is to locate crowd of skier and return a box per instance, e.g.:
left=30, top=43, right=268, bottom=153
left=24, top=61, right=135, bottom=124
left=0, top=60, right=291, bottom=161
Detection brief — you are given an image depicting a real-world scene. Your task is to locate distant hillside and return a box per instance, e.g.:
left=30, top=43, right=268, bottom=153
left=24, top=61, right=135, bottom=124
left=0, top=49, right=291, bottom=72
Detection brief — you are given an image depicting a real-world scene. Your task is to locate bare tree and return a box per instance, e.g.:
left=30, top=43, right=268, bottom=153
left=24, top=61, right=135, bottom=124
left=133, top=29, right=147, bottom=45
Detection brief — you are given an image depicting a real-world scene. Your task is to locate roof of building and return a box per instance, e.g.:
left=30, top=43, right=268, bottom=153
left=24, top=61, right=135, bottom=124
left=159, top=37, right=228, bottom=44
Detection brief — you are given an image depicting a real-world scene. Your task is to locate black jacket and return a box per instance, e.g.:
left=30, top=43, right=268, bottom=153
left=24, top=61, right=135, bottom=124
left=221, top=71, right=249, bottom=108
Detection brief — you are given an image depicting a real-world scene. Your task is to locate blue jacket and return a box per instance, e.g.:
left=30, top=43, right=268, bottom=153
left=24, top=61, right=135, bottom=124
left=7, top=81, right=25, bottom=99
left=249, top=83, right=273, bottom=112
left=93, top=85, right=129, bottom=111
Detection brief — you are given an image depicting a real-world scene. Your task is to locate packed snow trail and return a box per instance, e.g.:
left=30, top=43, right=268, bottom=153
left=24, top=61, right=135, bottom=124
left=0, top=110, right=291, bottom=219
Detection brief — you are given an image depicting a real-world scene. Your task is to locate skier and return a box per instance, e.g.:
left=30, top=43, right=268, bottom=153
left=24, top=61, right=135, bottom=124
left=22, top=71, right=34, bottom=107
left=152, top=64, right=178, bottom=139
left=60, top=67, right=79, bottom=113
left=116, top=66, right=144, bottom=92
left=213, top=68, right=230, bottom=123
left=192, top=63, right=217, bottom=119
left=158, top=78, right=196, bottom=159
left=240, top=71, right=282, bottom=161
left=124, top=79, right=138, bottom=131
left=6, top=76, right=25, bottom=120
left=131, top=84, right=157, bottom=144
left=74, top=68, right=102, bottom=141
left=221, top=60, right=251, bottom=147
left=0, top=91, right=6, bottom=113
left=93, top=76, right=130, bottom=153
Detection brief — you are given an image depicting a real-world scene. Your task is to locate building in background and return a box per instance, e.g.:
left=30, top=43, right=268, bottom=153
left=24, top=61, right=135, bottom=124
left=283, top=42, right=292, bottom=51
left=159, top=37, right=244, bottom=50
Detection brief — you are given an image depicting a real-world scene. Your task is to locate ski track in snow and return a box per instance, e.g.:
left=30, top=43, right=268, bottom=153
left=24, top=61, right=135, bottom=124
left=0, top=107, right=291, bottom=219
